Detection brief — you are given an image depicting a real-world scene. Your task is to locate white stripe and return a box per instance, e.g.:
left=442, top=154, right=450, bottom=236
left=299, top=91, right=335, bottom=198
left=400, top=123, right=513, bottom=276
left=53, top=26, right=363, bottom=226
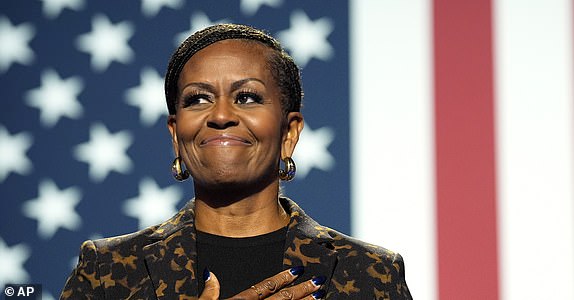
left=494, top=0, right=574, bottom=299
left=350, top=1, right=435, bottom=298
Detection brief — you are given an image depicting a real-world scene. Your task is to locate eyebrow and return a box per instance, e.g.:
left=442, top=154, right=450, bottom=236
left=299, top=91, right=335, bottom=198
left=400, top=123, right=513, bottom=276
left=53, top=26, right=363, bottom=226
left=181, top=78, right=266, bottom=94
left=182, top=82, right=215, bottom=93
left=230, top=78, right=266, bottom=91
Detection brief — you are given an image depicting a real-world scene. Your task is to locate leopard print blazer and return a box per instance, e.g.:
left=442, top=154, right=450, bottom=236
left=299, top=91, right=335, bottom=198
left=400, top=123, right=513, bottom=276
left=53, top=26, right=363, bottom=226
left=60, top=198, right=412, bottom=299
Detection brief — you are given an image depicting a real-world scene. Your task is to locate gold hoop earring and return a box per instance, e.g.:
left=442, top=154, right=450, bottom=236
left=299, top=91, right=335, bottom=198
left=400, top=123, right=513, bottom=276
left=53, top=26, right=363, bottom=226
left=279, top=157, right=296, bottom=181
left=171, top=157, right=190, bottom=181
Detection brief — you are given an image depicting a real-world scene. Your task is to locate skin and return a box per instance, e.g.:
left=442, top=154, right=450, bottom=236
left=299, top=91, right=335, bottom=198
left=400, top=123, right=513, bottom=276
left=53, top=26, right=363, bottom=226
left=203, top=270, right=323, bottom=300
left=168, top=40, right=320, bottom=299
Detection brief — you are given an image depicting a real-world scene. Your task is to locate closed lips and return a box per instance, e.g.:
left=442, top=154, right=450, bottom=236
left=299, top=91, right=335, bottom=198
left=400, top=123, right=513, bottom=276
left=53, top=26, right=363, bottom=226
left=200, top=134, right=252, bottom=146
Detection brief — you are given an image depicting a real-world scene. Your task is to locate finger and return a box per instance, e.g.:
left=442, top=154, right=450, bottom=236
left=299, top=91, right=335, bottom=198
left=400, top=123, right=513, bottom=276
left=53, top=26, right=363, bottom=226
left=300, top=290, right=326, bottom=300
left=267, top=276, right=325, bottom=300
left=199, top=269, right=220, bottom=300
left=230, top=266, right=304, bottom=299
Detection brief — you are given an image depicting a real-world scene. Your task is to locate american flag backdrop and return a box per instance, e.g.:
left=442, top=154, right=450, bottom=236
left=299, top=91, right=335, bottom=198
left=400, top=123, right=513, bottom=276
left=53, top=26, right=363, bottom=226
left=0, top=0, right=572, bottom=299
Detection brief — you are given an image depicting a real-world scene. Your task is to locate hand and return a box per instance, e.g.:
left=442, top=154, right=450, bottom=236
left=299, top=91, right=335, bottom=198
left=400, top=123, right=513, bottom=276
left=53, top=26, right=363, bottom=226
left=199, top=267, right=327, bottom=300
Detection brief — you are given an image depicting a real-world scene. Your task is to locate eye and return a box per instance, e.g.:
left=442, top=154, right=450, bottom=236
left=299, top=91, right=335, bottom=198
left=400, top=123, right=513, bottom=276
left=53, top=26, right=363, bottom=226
left=182, top=93, right=211, bottom=107
left=236, top=92, right=263, bottom=104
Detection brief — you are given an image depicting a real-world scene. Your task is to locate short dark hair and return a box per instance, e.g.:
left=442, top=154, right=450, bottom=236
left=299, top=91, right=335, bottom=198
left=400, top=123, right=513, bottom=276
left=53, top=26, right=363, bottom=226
left=164, top=24, right=303, bottom=115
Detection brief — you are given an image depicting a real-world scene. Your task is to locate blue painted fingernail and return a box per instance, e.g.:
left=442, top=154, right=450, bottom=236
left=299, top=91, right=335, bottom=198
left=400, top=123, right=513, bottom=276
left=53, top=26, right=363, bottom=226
left=312, top=290, right=326, bottom=299
left=203, top=267, right=210, bottom=281
left=311, top=276, right=326, bottom=286
left=289, top=266, right=304, bottom=276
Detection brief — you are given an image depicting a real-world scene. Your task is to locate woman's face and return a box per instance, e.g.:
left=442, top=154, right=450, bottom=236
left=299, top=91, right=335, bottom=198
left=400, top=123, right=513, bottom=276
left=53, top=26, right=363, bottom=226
left=168, top=39, right=303, bottom=190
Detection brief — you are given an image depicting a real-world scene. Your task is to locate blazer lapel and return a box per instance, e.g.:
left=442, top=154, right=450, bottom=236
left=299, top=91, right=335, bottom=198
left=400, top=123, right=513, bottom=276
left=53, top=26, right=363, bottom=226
left=142, top=201, right=199, bottom=299
left=282, top=198, right=338, bottom=293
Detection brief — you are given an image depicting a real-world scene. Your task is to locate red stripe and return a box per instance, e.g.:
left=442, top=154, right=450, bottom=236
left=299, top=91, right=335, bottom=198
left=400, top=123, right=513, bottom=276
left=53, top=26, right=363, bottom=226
left=433, top=1, right=500, bottom=299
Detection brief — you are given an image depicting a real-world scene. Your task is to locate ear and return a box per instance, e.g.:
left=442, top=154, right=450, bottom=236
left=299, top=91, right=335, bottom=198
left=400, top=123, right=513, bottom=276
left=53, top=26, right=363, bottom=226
left=167, top=115, right=180, bottom=156
left=281, top=112, right=304, bottom=158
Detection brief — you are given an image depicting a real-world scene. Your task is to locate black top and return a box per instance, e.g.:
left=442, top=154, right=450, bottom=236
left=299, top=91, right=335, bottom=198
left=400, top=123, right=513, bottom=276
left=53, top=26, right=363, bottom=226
left=196, top=227, right=287, bottom=298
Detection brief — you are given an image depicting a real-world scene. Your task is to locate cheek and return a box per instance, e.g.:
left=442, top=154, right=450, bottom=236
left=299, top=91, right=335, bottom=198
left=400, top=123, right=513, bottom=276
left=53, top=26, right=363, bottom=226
left=175, top=114, right=202, bottom=143
left=247, top=113, right=283, bottom=143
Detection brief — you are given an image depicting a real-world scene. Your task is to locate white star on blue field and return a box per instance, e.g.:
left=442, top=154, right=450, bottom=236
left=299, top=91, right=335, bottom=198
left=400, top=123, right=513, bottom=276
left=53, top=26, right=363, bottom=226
left=123, top=177, right=182, bottom=229
left=277, top=10, right=334, bottom=67
left=73, top=123, right=134, bottom=182
left=0, top=16, right=35, bottom=72
left=23, top=180, right=82, bottom=239
left=76, top=14, right=135, bottom=72
left=39, top=0, right=85, bottom=19
left=0, top=238, right=30, bottom=288
left=140, top=0, right=183, bottom=18
left=0, top=126, right=33, bottom=182
left=25, top=69, right=84, bottom=127
left=124, top=67, right=168, bottom=126
left=173, top=11, right=230, bottom=46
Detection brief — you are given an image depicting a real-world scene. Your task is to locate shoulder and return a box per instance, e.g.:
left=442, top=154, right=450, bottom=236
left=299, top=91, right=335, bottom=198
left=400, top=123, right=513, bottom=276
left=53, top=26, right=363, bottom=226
left=322, top=225, right=404, bottom=269
left=281, top=198, right=412, bottom=298
left=298, top=217, right=411, bottom=299
left=74, top=225, right=162, bottom=271
left=89, top=199, right=195, bottom=256
left=286, top=200, right=402, bottom=266
left=61, top=201, right=195, bottom=298
left=284, top=198, right=404, bottom=268
left=321, top=227, right=412, bottom=298
left=61, top=228, right=158, bottom=299
left=90, top=226, right=159, bottom=256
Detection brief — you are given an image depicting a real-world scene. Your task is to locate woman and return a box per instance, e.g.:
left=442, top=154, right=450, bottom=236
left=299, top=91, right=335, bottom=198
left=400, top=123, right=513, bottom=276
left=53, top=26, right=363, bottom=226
left=60, top=24, right=412, bottom=299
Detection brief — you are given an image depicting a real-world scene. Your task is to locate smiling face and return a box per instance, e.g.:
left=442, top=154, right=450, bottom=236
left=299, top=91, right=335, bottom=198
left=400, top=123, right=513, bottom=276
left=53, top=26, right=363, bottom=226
left=168, top=39, right=303, bottom=191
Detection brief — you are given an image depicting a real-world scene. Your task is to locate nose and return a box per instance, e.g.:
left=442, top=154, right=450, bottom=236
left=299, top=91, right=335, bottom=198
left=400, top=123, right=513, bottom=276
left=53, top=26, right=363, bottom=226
left=207, top=99, right=239, bottom=129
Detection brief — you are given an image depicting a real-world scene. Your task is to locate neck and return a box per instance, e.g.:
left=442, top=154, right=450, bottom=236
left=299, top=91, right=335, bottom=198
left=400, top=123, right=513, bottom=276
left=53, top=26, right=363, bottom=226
left=193, top=181, right=289, bottom=237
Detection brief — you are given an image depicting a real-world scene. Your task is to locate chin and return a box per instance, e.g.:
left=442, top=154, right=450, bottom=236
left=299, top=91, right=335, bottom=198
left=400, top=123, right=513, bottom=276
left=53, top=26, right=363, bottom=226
left=193, top=168, right=245, bottom=187
left=193, top=169, right=276, bottom=193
